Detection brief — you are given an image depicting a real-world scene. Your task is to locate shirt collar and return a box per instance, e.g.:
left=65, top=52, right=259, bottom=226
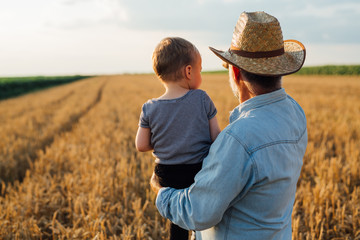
left=229, top=88, right=287, bottom=123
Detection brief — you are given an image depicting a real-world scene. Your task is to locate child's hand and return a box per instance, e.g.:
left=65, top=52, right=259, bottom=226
left=150, top=172, right=162, bottom=194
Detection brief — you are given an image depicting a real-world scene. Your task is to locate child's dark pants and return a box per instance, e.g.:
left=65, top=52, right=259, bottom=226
left=154, top=162, right=202, bottom=240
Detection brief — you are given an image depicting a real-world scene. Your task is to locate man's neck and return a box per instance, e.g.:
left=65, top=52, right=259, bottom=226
left=238, top=80, right=254, bottom=103
left=238, top=81, right=282, bottom=103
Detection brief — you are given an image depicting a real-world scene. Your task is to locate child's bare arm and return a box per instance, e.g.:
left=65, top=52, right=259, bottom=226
left=135, top=127, right=153, bottom=152
left=209, top=116, right=221, bottom=142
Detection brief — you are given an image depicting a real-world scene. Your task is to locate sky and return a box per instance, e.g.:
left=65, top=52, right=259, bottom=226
left=1, top=0, right=360, bottom=76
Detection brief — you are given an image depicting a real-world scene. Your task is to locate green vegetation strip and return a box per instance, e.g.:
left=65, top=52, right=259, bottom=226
left=296, top=65, right=360, bottom=75
left=0, top=75, right=92, bottom=100
left=203, top=65, right=360, bottom=75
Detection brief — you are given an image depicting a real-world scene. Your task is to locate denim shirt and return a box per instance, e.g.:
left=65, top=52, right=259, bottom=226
left=156, top=88, right=308, bottom=240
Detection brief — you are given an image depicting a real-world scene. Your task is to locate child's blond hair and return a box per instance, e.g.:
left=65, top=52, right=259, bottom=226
left=152, top=37, right=198, bottom=82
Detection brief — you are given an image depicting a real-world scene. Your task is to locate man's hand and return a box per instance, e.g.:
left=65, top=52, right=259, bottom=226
left=150, top=172, right=162, bottom=194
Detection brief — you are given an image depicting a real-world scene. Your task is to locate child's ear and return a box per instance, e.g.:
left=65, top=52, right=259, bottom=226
left=185, top=65, right=192, bottom=80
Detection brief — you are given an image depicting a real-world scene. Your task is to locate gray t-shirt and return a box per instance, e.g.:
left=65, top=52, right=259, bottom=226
left=139, top=89, right=217, bottom=165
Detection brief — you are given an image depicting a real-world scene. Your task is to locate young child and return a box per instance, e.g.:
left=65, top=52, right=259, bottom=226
left=135, top=37, right=221, bottom=240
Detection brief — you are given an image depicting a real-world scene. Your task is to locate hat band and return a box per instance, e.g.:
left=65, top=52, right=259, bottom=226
left=230, top=47, right=285, bottom=58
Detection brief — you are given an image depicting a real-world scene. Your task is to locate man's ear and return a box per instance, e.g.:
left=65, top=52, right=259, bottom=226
left=231, top=65, right=241, bottom=86
left=185, top=65, right=192, bottom=80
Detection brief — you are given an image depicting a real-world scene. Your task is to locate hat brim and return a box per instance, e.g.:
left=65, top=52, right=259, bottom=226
left=209, top=40, right=306, bottom=76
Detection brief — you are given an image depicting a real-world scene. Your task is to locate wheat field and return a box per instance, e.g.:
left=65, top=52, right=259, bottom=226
left=0, top=74, right=359, bottom=239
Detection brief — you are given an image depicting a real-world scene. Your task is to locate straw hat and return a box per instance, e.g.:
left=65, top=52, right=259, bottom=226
left=209, top=11, right=306, bottom=76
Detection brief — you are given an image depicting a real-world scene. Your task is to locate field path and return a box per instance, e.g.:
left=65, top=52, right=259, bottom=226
left=0, top=79, right=88, bottom=122
left=0, top=77, right=106, bottom=183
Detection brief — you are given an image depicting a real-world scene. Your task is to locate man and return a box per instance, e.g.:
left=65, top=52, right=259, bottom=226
left=151, top=11, right=307, bottom=240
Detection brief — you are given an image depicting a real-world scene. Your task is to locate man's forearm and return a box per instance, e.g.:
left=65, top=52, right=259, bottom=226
left=155, top=183, right=224, bottom=231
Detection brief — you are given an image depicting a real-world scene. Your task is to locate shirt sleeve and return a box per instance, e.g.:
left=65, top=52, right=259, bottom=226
left=139, top=103, right=150, bottom=128
left=202, top=91, right=217, bottom=120
left=155, top=130, right=257, bottom=231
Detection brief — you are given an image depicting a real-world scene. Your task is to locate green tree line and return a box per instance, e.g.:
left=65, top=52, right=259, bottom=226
left=0, top=75, right=92, bottom=100
left=296, top=65, right=360, bottom=75
left=204, top=65, right=360, bottom=75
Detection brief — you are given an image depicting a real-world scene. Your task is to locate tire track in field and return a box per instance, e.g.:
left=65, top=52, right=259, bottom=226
left=48, top=90, right=76, bottom=106
left=5, top=81, right=107, bottom=185
left=0, top=79, right=90, bottom=123
left=5, top=90, right=76, bottom=122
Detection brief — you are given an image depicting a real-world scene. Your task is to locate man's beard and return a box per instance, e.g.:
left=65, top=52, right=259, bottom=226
left=228, top=72, right=239, bottom=99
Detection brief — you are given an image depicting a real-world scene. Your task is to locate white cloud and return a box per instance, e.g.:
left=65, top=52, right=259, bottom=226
left=44, top=0, right=128, bottom=30
left=294, top=2, right=360, bottom=18
left=99, top=0, right=128, bottom=21
left=322, top=33, right=330, bottom=41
